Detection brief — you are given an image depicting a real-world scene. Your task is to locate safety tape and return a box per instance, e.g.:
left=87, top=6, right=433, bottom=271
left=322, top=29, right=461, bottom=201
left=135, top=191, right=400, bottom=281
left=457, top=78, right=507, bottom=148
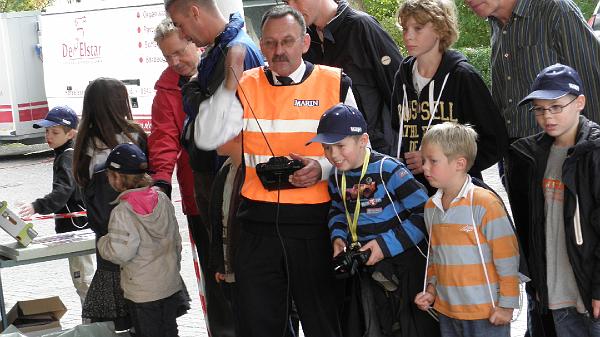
left=22, top=211, right=87, bottom=221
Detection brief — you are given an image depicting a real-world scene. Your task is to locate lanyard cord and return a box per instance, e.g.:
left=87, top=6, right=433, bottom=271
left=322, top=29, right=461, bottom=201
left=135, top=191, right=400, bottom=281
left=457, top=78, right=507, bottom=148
left=341, top=149, right=371, bottom=245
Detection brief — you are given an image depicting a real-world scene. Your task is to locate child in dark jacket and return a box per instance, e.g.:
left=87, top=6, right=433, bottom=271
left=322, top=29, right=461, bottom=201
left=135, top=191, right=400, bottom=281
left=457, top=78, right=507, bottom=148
left=391, top=0, right=507, bottom=194
left=506, top=64, right=600, bottom=337
left=208, top=135, right=243, bottom=336
left=19, top=106, right=94, bottom=307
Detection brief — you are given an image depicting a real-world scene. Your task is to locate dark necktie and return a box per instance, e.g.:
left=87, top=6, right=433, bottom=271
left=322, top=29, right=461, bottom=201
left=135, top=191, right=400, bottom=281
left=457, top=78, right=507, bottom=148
left=276, top=76, right=294, bottom=86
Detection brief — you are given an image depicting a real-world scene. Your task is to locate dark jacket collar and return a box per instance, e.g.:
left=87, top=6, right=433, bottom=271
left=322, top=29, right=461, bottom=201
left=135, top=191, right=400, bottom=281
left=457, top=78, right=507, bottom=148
left=511, top=115, right=600, bottom=159
left=309, top=1, right=350, bottom=44
left=54, top=139, right=73, bottom=156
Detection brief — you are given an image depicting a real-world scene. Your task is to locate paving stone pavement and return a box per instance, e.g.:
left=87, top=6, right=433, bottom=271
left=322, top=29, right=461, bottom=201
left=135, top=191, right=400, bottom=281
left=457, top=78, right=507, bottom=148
left=0, top=151, right=527, bottom=336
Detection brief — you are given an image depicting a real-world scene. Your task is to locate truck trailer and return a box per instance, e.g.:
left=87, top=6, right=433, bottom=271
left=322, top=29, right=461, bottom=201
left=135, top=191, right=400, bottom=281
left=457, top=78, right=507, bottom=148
left=0, top=0, right=274, bottom=140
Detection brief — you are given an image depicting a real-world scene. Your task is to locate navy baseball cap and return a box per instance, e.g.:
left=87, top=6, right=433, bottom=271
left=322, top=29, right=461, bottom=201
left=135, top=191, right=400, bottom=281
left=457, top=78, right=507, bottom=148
left=104, top=143, right=149, bottom=174
left=33, top=105, right=79, bottom=129
left=306, top=104, right=368, bottom=145
left=518, top=63, right=584, bottom=106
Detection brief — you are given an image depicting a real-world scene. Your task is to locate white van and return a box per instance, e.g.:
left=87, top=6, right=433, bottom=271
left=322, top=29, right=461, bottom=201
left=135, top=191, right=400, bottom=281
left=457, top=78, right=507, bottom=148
left=39, top=0, right=274, bottom=132
left=0, top=11, right=48, bottom=142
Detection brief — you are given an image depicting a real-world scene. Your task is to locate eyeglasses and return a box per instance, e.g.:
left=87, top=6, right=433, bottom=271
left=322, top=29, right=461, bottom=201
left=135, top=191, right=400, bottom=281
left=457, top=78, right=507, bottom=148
left=163, top=43, right=191, bottom=62
left=529, top=96, right=578, bottom=116
left=261, top=36, right=302, bottom=50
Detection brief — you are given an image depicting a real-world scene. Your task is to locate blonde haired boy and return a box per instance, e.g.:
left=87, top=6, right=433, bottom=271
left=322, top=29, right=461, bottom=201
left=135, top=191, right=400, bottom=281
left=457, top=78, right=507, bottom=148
left=415, top=122, right=521, bottom=337
left=392, top=0, right=507, bottom=195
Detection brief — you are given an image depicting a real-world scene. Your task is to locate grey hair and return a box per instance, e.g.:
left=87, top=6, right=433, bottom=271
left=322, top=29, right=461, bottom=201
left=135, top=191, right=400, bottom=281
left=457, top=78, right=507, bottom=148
left=154, top=18, right=179, bottom=43
left=261, top=5, right=306, bottom=35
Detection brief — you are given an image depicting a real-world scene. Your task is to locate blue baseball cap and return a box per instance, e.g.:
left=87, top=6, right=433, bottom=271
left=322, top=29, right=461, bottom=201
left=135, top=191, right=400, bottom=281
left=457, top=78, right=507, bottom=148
left=518, top=63, right=584, bottom=106
left=33, top=105, right=79, bottom=129
left=104, top=143, right=149, bottom=174
left=306, top=104, right=368, bottom=145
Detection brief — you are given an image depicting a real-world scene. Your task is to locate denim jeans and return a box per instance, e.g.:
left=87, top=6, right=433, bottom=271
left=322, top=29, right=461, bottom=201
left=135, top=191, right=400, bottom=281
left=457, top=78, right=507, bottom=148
left=438, top=313, right=510, bottom=337
left=552, top=307, right=600, bottom=337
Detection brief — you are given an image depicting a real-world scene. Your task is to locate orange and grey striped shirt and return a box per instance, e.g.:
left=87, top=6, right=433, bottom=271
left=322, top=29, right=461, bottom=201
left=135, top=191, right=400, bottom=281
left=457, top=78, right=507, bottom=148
left=425, top=177, right=520, bottom=320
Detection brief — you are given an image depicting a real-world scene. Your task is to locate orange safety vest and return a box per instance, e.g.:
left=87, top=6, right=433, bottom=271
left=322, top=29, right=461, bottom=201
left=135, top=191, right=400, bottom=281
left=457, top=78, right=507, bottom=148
left=238, top=65, right=342, bottom=204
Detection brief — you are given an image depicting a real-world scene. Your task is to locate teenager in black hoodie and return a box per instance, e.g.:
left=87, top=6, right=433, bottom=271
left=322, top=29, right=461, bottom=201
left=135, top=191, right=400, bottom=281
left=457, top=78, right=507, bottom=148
left=392, top=0, right=508, bottom=194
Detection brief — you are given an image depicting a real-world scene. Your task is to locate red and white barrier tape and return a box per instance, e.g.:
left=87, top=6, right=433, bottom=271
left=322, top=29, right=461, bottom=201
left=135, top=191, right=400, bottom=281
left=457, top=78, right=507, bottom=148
left=22, top=211, right=87, bottom=222
left=21, top=199, right=182, bottom=222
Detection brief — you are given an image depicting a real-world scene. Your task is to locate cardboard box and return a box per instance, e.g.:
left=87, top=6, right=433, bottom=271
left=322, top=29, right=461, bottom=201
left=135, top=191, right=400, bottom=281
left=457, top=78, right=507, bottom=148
left=4, top=297, right=66, bottom=335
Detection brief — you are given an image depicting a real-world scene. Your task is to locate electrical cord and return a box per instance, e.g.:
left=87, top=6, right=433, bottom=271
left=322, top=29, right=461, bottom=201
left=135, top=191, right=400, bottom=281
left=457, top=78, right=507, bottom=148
left=275, top=179, right=293, bottom=337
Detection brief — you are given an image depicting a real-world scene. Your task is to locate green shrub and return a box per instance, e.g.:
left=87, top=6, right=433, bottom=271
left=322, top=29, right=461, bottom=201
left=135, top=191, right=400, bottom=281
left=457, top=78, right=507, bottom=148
left=454, top=0, right=490, bottom=48
left=361, top=0, right=596, bottom=88
left=457, top=46, right=492, bottom=86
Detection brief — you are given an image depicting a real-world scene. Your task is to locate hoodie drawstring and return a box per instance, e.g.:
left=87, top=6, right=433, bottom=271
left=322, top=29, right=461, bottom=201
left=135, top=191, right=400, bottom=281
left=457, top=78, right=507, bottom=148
left=396, top=73, right=451, bottom=158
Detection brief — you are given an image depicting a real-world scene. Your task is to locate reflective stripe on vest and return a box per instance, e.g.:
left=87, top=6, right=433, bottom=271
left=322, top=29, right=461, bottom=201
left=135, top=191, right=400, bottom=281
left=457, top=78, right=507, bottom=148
left=238, top=65, right=342, bottom=204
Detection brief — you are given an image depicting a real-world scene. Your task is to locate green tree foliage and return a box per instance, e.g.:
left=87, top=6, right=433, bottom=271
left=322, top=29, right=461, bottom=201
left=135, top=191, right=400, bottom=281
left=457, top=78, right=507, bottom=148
left=361, top=0, right=597, bottom=85
left=0, top=0, right=53, bottom=12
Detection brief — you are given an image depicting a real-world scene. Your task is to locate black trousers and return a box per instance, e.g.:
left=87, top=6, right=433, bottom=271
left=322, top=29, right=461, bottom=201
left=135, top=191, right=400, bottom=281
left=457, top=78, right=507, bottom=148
left=126, top=291, right=186, bottom=337
left=234, top=224, right=342, bottom=337
left=191, top=172, right=235, bottom=337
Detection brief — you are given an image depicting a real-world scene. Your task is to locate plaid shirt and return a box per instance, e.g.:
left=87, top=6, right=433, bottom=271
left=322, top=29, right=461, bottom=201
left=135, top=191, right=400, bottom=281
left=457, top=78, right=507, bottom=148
left=489, top=0, right=600, bottom=138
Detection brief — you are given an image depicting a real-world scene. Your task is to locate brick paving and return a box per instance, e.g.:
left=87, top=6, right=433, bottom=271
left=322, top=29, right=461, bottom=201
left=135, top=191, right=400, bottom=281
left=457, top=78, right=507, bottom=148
left=0, top=151, right=527, bottom=336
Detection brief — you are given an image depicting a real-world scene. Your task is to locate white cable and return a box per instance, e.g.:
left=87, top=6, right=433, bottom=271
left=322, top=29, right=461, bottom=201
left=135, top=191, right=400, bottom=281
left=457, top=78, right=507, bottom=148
left=471, top=187, right=526, bottom=322
left=421, top=207, right=434, bottom=294
left=379, top=157, right=427, bottom=259
left=419, top=73, right=450, bottom=152
left=396, top=85, right=408, bottom=159
left=470, top=190, right=496, bottom=308
left=66, top=204, right=88, bottom=230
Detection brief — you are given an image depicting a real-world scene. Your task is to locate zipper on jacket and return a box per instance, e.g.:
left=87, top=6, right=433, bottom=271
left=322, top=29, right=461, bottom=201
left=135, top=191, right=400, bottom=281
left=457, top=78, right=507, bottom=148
left=574, top=195, right=583, bottom=245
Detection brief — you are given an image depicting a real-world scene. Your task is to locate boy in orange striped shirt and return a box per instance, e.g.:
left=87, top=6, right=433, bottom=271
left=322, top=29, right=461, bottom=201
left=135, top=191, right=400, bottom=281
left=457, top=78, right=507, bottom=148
left=414, top=122, right=521, bottom=337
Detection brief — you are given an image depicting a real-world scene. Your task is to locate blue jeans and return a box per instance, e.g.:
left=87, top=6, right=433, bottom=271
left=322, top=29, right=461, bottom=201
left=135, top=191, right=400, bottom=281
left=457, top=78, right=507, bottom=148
left=552, top=307, right=600, bottom=337
left=438, top=313, right=510, bottom=337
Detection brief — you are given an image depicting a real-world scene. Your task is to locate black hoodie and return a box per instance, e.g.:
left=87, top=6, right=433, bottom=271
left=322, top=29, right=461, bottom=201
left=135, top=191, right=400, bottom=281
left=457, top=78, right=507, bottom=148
left=391, top=50, right=508, bottom=194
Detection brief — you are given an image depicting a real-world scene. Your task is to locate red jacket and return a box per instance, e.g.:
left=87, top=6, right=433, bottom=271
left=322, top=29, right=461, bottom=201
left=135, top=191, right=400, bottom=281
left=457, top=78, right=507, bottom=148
left=149, top=67, right=198, bottom=215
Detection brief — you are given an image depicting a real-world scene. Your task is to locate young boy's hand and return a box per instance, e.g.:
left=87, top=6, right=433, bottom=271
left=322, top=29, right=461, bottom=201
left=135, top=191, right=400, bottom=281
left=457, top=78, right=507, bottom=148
left=332, top=238, right=346, bottom=257
left=215, top=272, right=226, bottom=283
left=404, top=151, right=424, bottom=175
left=414, top=287, right=436, bottom=311
left=18, top=203, right=35, bottom=218
left=489, top=307, right=513, bottom=325
left=593, top=299, right=600, bottom=319
left=361, top=240, right=384, bottom=265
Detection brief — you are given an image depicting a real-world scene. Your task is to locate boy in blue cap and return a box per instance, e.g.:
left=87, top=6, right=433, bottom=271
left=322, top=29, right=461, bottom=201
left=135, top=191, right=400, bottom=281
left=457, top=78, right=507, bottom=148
left=506, top=64, right=600, bottom=337
left=307, top=103, right=438, bottom=337
left=19, top=106, right=93, bottom=307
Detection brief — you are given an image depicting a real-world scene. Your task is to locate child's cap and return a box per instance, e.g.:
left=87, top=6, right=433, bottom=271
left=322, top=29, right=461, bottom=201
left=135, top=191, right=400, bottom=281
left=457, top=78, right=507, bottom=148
left=518, top=63, right=584, bottom=106
left=306, top=103, right=367, bottom=145
left=104, top=143, right=149, bottom=174
left=33, top=105, right=79, bottom=129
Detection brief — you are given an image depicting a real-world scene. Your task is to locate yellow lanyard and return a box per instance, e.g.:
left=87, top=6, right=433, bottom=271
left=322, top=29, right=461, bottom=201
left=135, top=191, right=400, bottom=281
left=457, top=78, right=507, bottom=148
left=341, top=149, right=370, bottom=246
